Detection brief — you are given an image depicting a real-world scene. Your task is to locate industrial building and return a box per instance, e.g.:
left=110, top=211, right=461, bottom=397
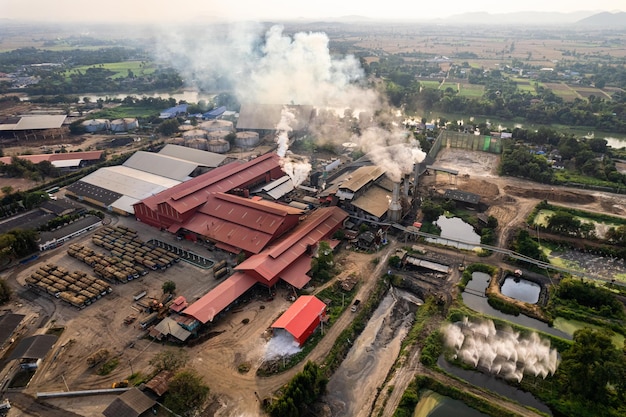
left=183, top=206, right=346, bottom=325
left=271, top=295, right=327, bottom=346
left=65, top=145, right=226, bottom=215
left=0, top=114, right=67, bottom=140
left=134, top=153, right=304, bottom=253
left=159, top=104, right=188, bottom=119
left=0, top=150, right=104, bottom=171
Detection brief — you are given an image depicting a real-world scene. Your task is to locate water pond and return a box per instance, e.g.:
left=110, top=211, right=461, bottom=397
left=414, top=390, right=489, bottom=417
left=462, top=273, right=570, bottom=340
left=500, top=276, right=541, bottom=304
left=427, top=216, right=481, bottom=250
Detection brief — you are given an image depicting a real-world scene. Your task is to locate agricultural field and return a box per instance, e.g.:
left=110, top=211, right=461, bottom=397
left=64, top=60, right=156, bottom=80
left=574, top=86, right=613, bottom=100
left=542, top=82, right=581, bottom=102
left=418, top=79, right=442, bottom=89
left=456, top=82, right=484, bottom=98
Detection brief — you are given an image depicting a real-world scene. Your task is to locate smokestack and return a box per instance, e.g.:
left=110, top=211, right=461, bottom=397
left=388, top=182, right=402, bottom=222
left=403, top=173, right=410, bottom=198
left=413, top=162, right=421, bottom=197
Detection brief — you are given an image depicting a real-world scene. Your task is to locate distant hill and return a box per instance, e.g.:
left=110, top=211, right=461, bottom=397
left=576, top=12, right=626, bottom=27
left=444, top=11, right=597, bottom=25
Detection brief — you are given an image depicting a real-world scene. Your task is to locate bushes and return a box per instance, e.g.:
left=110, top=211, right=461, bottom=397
left=487, top=295, right=521, bottom=316
left=266, top=361, right=327, bottom=417
left=420, top=330, right=443, bottom=366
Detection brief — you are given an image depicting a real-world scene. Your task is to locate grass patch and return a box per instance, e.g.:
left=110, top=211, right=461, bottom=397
left=97, top=357, right=120, bottom=376
left=65, top=60, right=155, bottom=80
left=89, top=105, right=160, bottom=119
left=457, top=83, right=484, bottom=98
left=419, top=80, right=442, bottom=89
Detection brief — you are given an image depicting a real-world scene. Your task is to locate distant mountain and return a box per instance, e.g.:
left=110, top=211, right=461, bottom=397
left=576, top=12, right=626, bottom=27
left=444, top=11, right=597, bottom=25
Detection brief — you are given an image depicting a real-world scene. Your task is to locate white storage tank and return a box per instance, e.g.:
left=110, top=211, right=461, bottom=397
left=110, top=118, right=138, bottom=132
left=169, top=137, right=186, bottom=146
left=199, top=120, right=233, bottom=132
left=185, top=138, right=208, bottom=150
left=235, top=131, right=260, bottom=148
left=182, top=129, right=207, bottom=140
left=206, top=139, right=230, bottom=154
left=82, top=119, right=109, bottom=133
left=206, top=130, right=231, bottom=141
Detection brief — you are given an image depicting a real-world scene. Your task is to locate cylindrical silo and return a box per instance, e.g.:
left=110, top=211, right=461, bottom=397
left=185, top=138, right=208, bottom=150
left=206, top=130, right=231, bottom=141
left=199, top=120, right=234, bottom=132
left=206, top=139, right=230, bottom=153
left=182, top=129, right=207, bottom=141
left=82, top=119, right=109, bottom=133
left=235, top=131, right=260, bottom=148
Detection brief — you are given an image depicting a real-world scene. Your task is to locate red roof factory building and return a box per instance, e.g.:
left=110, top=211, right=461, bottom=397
left=271, top=295, right=327, bottom=346
left=132, top=152, right=348, bottom=329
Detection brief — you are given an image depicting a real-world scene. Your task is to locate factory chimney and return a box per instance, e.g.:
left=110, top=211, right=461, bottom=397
left=388, top=182, right=402, bottom=222
left=413, top=162, right=421, bottom=196
left=403, top=173, right=411, bottom=198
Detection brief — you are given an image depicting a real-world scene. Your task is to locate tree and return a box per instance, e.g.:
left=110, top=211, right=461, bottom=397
left=162, top=280, right=176, bottom=294
left=559, top=328, right=626, bottom=403
left=0, top=279, right=11, bottom=304
left=546, top=211, right=582, bottom=236
left=310, top=241, right=334, bottom=282
left=158, top=118, right=179, bottom=136
left=164, top=370, right=210, bottom=417
left=149, top=349, right=188, bottom=372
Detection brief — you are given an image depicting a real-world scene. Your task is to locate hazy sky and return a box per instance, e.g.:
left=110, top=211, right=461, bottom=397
left=2, top=0, right=623, bottom=22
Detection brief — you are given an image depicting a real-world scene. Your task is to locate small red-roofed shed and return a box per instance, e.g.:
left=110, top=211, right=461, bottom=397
left=271, top=296, right=327, bottom=346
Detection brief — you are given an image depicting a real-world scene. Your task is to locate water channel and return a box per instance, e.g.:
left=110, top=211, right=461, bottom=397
left=323, top=288, right=422, bottom=417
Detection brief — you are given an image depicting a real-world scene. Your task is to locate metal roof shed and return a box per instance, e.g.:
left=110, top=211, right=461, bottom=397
left=158, top=144, right=227, bottom=168
left=8, top=334, right=57, bottom=360
left=271, top=296, right=326, bottom=346
left=102, top=387, right=156, bottom=417
left=123, top=151, right=198, bottom=181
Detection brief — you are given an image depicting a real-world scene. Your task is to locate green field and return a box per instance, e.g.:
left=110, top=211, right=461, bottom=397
left=89, top=105, right=160, bottom=119
left=65, top=60, right=155, bottom=79
left=456, top=83, right=484, bottom=98
left=419, top=80, right=441, bottom=89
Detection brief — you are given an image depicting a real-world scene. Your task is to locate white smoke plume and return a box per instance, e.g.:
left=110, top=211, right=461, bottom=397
left=154, top=23, right=423, bottom=181
left=443, top=317, right=560, bottom=383
left=353, top=127, right=426, bottom=182
left=264, top=330, right=301, bottom=361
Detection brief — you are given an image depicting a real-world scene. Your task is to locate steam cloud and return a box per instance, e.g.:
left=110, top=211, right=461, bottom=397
left=264, top=330, right=301, bottom=361
left=154, top=23, right=423, bottom=184
left=443, top=317, right=559, bottom=382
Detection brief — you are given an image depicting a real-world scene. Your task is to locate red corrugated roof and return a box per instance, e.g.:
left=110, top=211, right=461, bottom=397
left=271, top=296, right=326, bottom=341
left=235, top=206, right=348, bottom=282
left=0, top=151, right=103, bottom=165
left=141, top=153, right=281, bottom=214
left=181, top=212, right=275, bottom=254
left=170, top=296, right=188, bottom=313
left=166, top=192, right=302, bottom=254
left=183, top=273, right=257, bottom=324
left=279, top=255, right=313, bottom=289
